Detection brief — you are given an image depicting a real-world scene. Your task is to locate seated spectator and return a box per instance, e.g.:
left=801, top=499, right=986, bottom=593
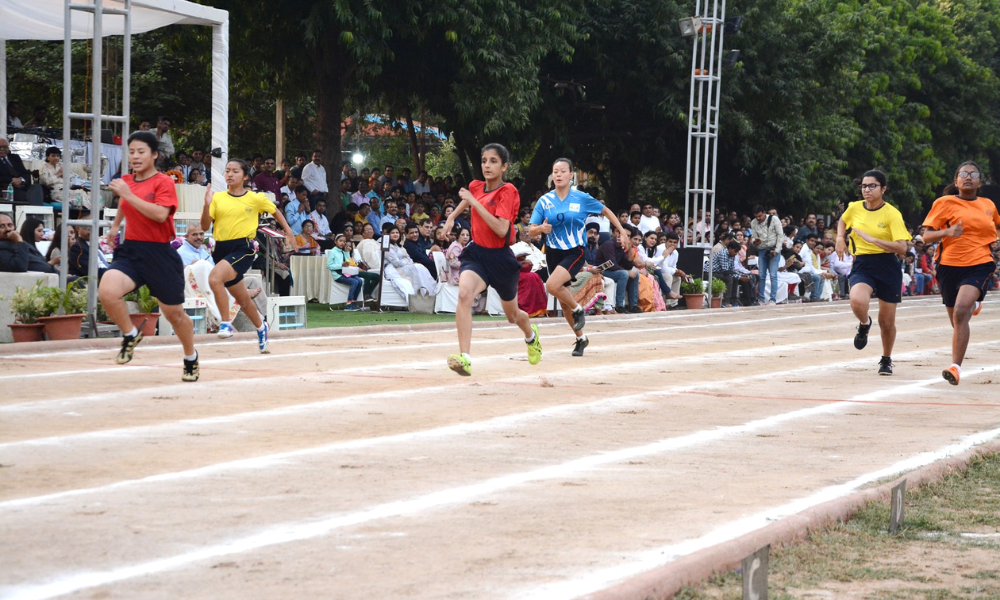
left=283, top=186, right=311, bottom=235
left=445, top=227, right=471, bottom=285
left=0, top=213, right=30, bottom=272
left=356, top=224, right=382, bottom=270
left=331, top=203, right=359, bottom=237
left=417, top=218, right=439, bottom=253
left=829, top=244, right=854, bottom=297
left=509, top=228, right=548, bottom=281
left=294, top=220, right=321, bottom=255
left=569, top=223, right=614, bottom=314
left=17, top=217, right=57, bottom=273
left=411, top=202, right=429, bottom=222
left=326, top=233, right=363, bottom=310
left=177, top=225, right=214, bottom=266
left=433, top=224, right=450, bottom=250
left=515, top=251, right=548, bottom=318
left=67, top=220, right=108, bottom=279
left=383, top=224, right=438, bottom=298
left=596, top=226, right=642, bottom=312
left=638, top=203, right=660, bottom=234
left=45, top=226, right=75, bottom=267
left=711, top=240, right=753, bottom=307
left=0, top=138, right=42, bottom=205
left=636, top=229, right=681, bottom=304
left=310, top=199, right=335, bottom=251
left=403, top=222, right=438, bottom=281
left=6, top=101, right=23, bottom=129
left=919, top=245, right=937, bottom=294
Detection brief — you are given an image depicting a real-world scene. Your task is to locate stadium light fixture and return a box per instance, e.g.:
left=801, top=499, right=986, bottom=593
left=678, top=16, right=703, bottom=37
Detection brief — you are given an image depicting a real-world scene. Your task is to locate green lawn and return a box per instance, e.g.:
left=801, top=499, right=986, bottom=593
left=305, top=302, right=500, bottom=329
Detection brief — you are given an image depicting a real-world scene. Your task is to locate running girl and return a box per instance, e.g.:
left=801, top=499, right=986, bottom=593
left=921, top=161, right=1000, bottom=385
left=101, top=131, right=199, bottom=381
left=835, top=169, right=911, bottom=376
left=529, top=158, right=629, bottom=356
left=442, top=143, right=541, bottom=376
left=201, top=158, right=298, bottom=352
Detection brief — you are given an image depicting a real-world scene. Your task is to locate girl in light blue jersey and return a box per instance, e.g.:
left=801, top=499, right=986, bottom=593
left=529, top=158, right=630, bottom=356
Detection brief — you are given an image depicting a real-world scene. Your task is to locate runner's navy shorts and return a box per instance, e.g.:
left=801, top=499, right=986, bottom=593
left=212, top=238, right=257, bottom=286
left=108, top=240, right=185, bottom=306
left=937, top=261, right=995, bottom=308
left=545, top=246, right=585, bottom=286
left=459, top=242, right=520, bottom=302
left=849, top=253, right=902, bottom=303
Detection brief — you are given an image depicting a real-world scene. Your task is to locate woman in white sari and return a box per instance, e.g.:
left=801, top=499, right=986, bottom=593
left=383, top=224, right=438, bottom=298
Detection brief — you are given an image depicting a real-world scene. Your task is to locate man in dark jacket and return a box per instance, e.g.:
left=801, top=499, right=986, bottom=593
left=0, top=138, right=41, bottom=205
left=595, top=225, right=641, bottom=312
left=0, top=213, right=29, bottom=272
left=403, top=222, right=438, bottom=281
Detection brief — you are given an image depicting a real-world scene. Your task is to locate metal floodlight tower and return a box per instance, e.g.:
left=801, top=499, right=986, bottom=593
left=682, top=0, right=727, bottom=301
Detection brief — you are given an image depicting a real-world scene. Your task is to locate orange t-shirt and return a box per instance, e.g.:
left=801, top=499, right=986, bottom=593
left=922, top=195, right=1000, bottom=267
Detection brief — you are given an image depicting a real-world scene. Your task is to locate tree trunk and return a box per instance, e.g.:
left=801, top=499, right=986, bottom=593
left=607, top=159, right=632, bottom=212
left=452, top=131, right=475, bottom=182
left=418, top=106, right=427, bottom=173
left=404, top=104, right=421, bottom=174
left=314, top=36, right=351, bottom=215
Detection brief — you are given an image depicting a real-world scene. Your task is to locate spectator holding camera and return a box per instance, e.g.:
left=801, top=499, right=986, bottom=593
left=750, top=204, right=784, bottom=305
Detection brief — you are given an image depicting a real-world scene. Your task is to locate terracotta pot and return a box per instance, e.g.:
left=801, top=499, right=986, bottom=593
left=37, top=314, right=85, bottom=341
left=129, top=313, right=159, bottom=337
left=8, top=323, right=46, bottom=343
left=710, top=296, right=722, bottom=308
left=682, top=293, right=705, bottom=310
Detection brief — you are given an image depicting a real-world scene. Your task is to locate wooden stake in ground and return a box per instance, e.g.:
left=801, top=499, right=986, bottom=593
left=889, top=478, right=906, bottom=534
left=742, top=544, right=769, bottom=600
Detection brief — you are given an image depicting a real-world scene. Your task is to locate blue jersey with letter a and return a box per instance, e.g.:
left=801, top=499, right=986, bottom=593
left=529, top=189, right=604, bottom=250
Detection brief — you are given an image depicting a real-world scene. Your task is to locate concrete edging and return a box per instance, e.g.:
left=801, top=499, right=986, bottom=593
left=580, top=440, right=1000, bottom=600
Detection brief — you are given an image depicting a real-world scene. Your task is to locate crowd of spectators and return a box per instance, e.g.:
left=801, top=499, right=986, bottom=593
left=6, top=114, right=1000, bottom=319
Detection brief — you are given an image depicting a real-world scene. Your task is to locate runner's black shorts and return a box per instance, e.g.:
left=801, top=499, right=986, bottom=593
left=545, top=246, right=586, bottom=286
left=107, top=240, right=185, bottom=306
left=937, top=261, right=995, bottom=308
left=849, top=253, right=902, bottom=303
left=212, top=238, right=257, bottom=286
left=459, top=242, right=520, bottom=302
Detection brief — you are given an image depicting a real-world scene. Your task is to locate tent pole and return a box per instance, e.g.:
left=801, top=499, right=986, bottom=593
left=60, top=0, right=73, bottom=290
left=210, top=19, right=229, bottom=196
left=87, top=0, right=105, bottom=320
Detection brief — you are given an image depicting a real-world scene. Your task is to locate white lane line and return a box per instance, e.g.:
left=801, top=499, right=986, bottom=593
left=0, top=313, right=867, bottom=413
left=0, top=332, right=865, bottom=451
left=2, top=364, right=992, bottom=600
left=519, top=424, right=1000, bottom=600
left=0, top=309, right=862, bottom=382
left=3, top=342, right=995, bottom=511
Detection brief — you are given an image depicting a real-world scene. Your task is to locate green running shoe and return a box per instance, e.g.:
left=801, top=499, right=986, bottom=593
left=526, top=324, right=542, bottom=365
left=447, top=354, right=472, bottom=376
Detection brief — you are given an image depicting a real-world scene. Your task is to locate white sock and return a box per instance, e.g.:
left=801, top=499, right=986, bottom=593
left=576, top=334, right=586, bottom=341
left=462, top=353, right=471, bottom=361
left=185, top=351, right=198, bottom=362
left=951, top=363, right=961, bottom=374
left=573, top=305, right=583, bottom=313
left=256, top=323, right=266, bottom=332
left=222, top=321, right=232, bottom=328
left=125, top=327, right=138, bottom=338
left=525, top=333, right=535, bottom=344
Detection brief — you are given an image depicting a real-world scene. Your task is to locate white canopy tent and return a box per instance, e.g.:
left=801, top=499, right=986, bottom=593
left=0, top=0, right=228, bottom=319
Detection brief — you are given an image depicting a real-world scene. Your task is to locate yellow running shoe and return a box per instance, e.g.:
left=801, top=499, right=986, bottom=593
left=526, top=324, right=542, bottom=365
left=447, top=354, right=472, bottom=376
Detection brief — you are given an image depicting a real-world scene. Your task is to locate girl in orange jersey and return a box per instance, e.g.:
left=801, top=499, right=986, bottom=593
left=921, top=161, right=1000, bottom=385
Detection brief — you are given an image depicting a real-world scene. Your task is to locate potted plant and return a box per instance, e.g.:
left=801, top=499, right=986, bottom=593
left=680, top=277, right=705, bottom=310
left=36, top=278, right=89, bottom=340
left=7, top=280, right=48, bottom=343
left=128, top=285, right=160, bottom=337
left=710, top=277, right=727, bottom=308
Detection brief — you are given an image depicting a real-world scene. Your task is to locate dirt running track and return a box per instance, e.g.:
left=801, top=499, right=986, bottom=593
left=2, top=297, right=1000, bottom=600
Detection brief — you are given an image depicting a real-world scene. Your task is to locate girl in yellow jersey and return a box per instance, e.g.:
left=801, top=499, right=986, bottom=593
left=836, top=169, right=911, bottom=376
left=921, top=161, right=1000, bottom=385
left=201, top=159, right=298, bottom=352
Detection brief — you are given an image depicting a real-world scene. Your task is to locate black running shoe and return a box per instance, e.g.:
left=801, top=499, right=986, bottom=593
left=571, top=307, right=586, bottom=332
left=182, top=355, right=200, bottom=382
left=115, top=332, right=144, bottom=365
left=572, top=335, right=589, bottom=357
left=854, top=317, right=871, bottom=350
left=878, top=356, right=893, bottom=376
